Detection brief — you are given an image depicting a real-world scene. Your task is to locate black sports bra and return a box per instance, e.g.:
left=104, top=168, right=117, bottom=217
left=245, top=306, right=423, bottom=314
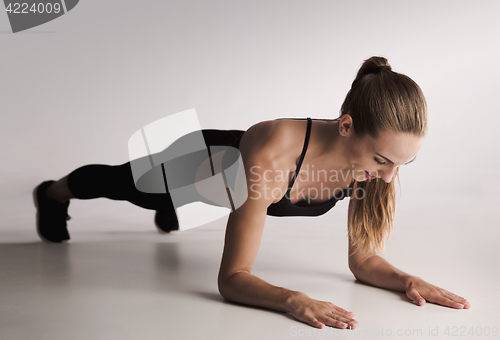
left=265, top=117, right=355, bottom=217
left=200, top=117, right=355, bottom=217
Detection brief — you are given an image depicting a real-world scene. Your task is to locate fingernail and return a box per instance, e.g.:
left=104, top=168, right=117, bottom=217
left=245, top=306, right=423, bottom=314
left=464, top=301, right=470, bottom=306
left=340, top=322, right=348, bottom=327
left=419, top=299, right=425, bottom=305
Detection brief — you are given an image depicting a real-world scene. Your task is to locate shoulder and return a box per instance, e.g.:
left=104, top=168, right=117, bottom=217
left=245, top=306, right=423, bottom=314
left=240, top=119, right=307, bottom=164
left=237, top=119, right=308, bottom=203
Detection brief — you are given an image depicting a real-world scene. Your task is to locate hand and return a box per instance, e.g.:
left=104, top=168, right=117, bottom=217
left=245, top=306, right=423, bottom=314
left=404, top=276, right=471, bottom=309
left=288, top=291, right=359, bottom=330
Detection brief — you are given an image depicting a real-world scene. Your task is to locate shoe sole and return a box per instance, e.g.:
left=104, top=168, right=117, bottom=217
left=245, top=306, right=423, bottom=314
left=154, top=210, right=179, bottom=234
left=154, top=221, right=168, bottom=234
left=154, top=218, right=177, bottom=234
left=32, top=182, right=70, bottom=243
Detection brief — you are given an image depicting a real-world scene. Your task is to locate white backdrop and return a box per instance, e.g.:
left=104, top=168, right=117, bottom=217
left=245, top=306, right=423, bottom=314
left=1, top=2, right=500, bottom=339
left=1, top=0, right=499, bottom=226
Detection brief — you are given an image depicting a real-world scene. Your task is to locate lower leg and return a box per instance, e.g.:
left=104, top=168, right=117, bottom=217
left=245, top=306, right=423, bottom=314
left=46, top=175, right=74, bottom=204
left=62, top=162, right=176, bottom=212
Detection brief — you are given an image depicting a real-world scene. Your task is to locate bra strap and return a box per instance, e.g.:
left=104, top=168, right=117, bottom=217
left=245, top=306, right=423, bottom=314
left=286, top=117, right=312, bottom=194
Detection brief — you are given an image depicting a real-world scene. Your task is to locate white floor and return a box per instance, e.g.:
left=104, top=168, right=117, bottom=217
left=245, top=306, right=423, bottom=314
left=0, top=193, right=498, bottom=340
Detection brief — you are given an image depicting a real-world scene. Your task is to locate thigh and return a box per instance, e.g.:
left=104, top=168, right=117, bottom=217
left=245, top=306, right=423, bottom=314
left=131, top=129, right=246, bottom=209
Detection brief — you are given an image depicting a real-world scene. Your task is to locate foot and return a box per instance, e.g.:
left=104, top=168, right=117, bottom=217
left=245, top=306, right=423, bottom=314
left=33, top=180, right=72, bottom=243
left=154, top=209, right=179, bottom=234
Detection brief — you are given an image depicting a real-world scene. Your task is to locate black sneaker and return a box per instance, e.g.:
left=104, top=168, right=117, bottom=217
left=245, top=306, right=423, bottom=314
left=154, top=209, right=179, bottom=234
left=33, top=180, right=72, bottom=243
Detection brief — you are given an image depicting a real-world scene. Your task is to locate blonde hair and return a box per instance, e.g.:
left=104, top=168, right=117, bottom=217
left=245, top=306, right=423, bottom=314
left=342, top=56, right=428, bottom=256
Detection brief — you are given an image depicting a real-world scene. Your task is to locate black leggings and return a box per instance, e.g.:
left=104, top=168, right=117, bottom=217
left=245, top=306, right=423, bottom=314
left=66, top=129, right=245, bottom=215
left=67, top=162, right=176, bottom=212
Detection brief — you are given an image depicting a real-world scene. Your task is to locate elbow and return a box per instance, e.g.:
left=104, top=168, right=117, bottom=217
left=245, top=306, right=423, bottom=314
left=217, top=274, right=230, bottom=300
left=217, top=270, right=249, bottom=301
left=348, top=254, right=377, bottom=282
left=348, top=257, right=372, bottom=281
left=348, top=261, right=361, bottom=280
left=217, top=271, right=237, bottom=301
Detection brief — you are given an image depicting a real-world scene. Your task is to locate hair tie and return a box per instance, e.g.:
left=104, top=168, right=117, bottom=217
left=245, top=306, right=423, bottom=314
left=375, top=65, right=391, bottom=74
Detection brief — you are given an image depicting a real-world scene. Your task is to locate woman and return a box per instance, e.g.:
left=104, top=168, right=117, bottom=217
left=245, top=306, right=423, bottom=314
left=33, top=56, right=470, bottom=330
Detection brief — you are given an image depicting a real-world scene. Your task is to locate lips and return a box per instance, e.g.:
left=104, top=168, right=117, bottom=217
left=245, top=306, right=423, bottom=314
left=365, top=171, right=376, bottom=179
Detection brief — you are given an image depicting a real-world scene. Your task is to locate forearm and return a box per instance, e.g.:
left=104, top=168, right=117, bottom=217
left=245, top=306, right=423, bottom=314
left=350, top=255, right=414, bottom=292
left=218, top=271, right=297, bottom=313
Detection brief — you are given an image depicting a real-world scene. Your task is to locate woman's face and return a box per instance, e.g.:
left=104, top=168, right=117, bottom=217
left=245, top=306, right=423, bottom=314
left=345, top=128, right=424, bottom=183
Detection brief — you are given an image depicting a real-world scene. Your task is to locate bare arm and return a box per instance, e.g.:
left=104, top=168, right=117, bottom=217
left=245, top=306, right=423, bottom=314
left=346, top=196, right=410, bottom=291
left=347, top=197, right=470, bottom=309
left=217, top=121, right=359, bottom=330
left=217, top=121, right=296, bottom=312
left=218, top=197, right=294, bottom=313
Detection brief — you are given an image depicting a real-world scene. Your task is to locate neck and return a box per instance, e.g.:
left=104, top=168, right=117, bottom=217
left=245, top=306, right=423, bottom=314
left=316, top=119, right=352, bottom=181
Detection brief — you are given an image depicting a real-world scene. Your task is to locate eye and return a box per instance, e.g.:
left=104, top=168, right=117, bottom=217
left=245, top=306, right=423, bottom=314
left=374, top=158, right=385, bottom=165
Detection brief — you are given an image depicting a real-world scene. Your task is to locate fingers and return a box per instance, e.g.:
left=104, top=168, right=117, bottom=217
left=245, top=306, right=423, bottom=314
left=407, top=288, right=426, bottom=306
left=406, top=279, right=471, bottom=310
left=408, top=285, right=472, bottom=310
left=442, top=291, right=471, bottom=309
left=431, top=293, right=467, bottom=309
left=305, top=312, right=358, bottom=330
left=296, top=302, right=359, bottom=330
left=321, top=316, right=353, bottom=329
left=309, top=317, right=325, bottom=329
left=327, top=311, right=358, bottom=325
left=318, top=307, right=359, bottom=330
left=418, top=289, right=470, bottom=309
left=319, top=315, right=358, bottom=330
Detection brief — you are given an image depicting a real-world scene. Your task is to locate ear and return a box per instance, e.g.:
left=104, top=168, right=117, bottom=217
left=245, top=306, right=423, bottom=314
left=339, top=115, right=354, bottom=136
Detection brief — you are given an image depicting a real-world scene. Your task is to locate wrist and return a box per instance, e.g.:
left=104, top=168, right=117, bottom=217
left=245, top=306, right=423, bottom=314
left=283, top=290, right=308, bottom=313
left=400, top=274, right=419, bottom=289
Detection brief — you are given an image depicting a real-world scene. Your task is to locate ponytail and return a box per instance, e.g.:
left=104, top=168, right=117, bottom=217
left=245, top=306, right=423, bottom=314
left=343, top=56, right=428, bottom=255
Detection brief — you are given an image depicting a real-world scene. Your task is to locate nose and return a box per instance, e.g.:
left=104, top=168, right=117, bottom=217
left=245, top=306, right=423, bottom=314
left=381, top=165, right=398, bottom=183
